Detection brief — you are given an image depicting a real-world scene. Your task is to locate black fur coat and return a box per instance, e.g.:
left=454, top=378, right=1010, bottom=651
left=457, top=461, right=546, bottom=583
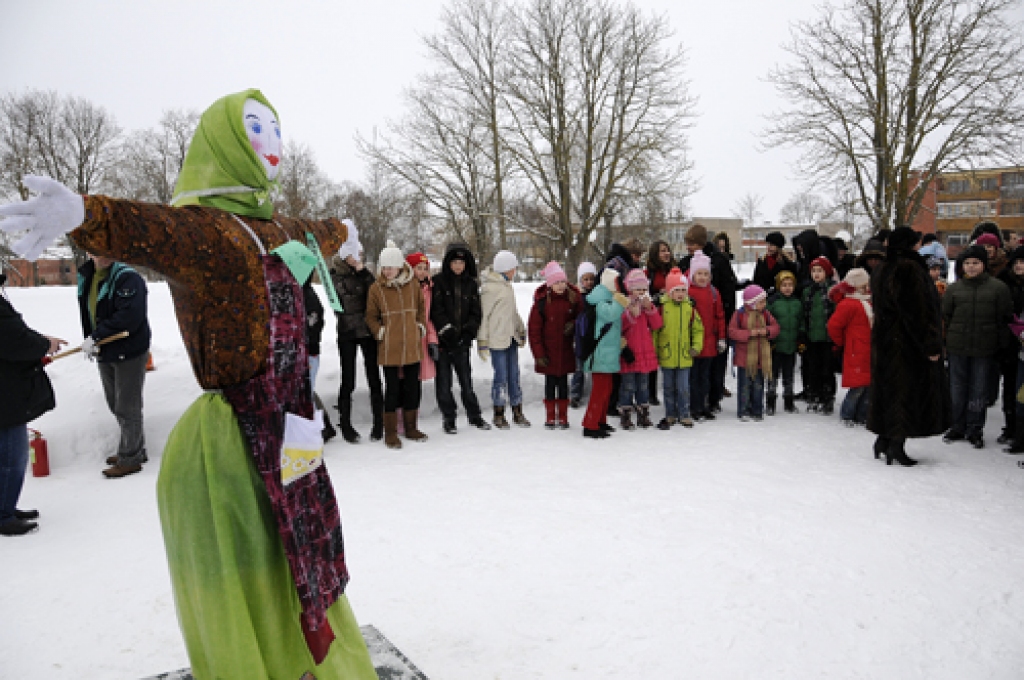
left=867, top=247, right=952, bottom=439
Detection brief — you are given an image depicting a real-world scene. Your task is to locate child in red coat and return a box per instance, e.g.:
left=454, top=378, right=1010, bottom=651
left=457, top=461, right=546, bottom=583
left=728, top=285, right=780, bottom=421
left=686, top=251, right=726, bottom=421
left=529, top=261, right=583, bottom=428
left=618, top=268, right=664, bottom=429
left=827, top=268, right=873, bottom=426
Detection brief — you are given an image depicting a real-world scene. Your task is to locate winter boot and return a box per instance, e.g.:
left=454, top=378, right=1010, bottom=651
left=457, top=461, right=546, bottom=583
left=493, top=406, right=511, bottom=430
left=766, top=393, right=777, bottom=417
left=556, top=399, right=571, bottom=429
left=637, top=405, right=654, bottom=429
left=599, top=422, right=616, bottom=433
left=997, top=411, right=1015, bottom=444
left=512, top=404, right=531, bottom=427
left=544, top=400, right=558, bottom=430
left=657, top=417, right=675, bottom=430
left=0, top=517, right=38, bottom=536
left=619, top=407, right=636, bottom=431
left=337, top=397, right=360, bottom=443
left=403, top=410, right=428, bottom=442
left=103, top=461, right=143, bottom=478
left=821, top=398, right=834, bottom=416
left=885, top=439, right=918, bottom=466
left=314, top=393, right=338, bottom=442
left=468, top=414, right=492, bottom=430
left=443, top=419, right=457, bottom=435
left=784, top=395, right=798, bottom=414
left=383, top=412, right=402, bottom=449
left=369, top=394, right=384, bottom=442
left=570, top=397, right=582, bottom=409
left=583, top=427, right=609, bottom=439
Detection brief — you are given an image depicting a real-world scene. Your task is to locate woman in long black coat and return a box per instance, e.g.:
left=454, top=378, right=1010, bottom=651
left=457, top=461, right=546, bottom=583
left=867, top=227, right=952, bottom=465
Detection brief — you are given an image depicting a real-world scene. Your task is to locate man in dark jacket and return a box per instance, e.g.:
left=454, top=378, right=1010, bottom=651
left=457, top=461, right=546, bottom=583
left=1, top=270, right=64, bottom=535
left=751, top=231, right=798, bottom=293
left=77, top=254, right=151, bottom=478
left=678, top=223, right=738, bottom=411
left=431, top=243, right=490, bottom=434
left=329, top=223, right=384, bottom=443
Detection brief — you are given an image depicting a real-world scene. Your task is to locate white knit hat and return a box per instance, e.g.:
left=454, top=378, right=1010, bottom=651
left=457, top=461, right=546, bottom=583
left=577, top=261, right=597, bottom=282
left=378, top=240, right=404, bottom=269
left=338, top=219, right=362, bottom=262
left=844, top=267, right=870, bottom=290
left=600, top=268, right=619, bottom=291
left=493, top=250, right=518, bottom=273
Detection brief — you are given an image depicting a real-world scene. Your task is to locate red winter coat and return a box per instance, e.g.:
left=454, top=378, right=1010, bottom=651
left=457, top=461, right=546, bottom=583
left=528, top=283, right=583, bottom=376
left=827, top=293, right=872, bottom=388
left=688, top=284, right=726, bottom=357
left=620, top=303, right=663, bottom=373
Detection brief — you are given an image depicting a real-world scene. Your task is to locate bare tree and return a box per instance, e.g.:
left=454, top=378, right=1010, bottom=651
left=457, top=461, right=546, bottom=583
left=274, top=140, right=335, bottom=220
left=503, top=0, right=696, bottom=270
left=732, top=192, right=765, bottom=227
left=109, top=108, right=198, bottom=204
left=766, top=0, right=1024, bottom=232
left=778, top=191, right=836, bottom=224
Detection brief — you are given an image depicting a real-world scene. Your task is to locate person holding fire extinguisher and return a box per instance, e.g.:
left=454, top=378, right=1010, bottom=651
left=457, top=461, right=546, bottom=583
left=0, top=267, right=65, bottom=536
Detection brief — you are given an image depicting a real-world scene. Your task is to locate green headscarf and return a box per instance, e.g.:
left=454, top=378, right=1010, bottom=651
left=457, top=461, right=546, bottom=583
left=171, top=89, right=278, bottom=219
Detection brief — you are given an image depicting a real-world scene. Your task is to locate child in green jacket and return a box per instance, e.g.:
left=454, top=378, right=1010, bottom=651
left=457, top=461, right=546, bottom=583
left=767, top=270, right=802, bottom=415
left=653, top=268, right=705, bottom=429
left=801, top=257, right=837, bottom=414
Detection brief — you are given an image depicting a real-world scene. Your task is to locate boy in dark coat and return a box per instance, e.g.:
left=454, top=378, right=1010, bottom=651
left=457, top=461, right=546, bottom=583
left=431, top=242, right=490, bottom=434
left=77, top=253, right=152, bottom=478
left=751, top=231, right=798, bottom=294
left=0, top=270, right=64, bottom=535
left=800, top=256, right=837, bottom=414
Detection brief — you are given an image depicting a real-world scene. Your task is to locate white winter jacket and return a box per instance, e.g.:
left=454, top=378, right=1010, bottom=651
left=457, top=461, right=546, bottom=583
left=478, top=268, right=526, bottom=351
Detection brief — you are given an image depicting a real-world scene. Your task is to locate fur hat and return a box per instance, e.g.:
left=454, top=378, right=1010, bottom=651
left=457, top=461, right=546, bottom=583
left=577, top=261, right=597, bottom=282
left=1007, top=246, right=1024, bottom=268
left=623, top=268, right=649, bottom=291
left=378, top=240, right=404, bottom=269
left=976, top=233, right=1000, bottom=248
left=600, top=268, right=620, bottom=292
left=962, top=244, right=989, bottom=267
left=809, top=256, right=834, bottom=278
left=765, top=231, right=786, bottom=249
left=684, top=224, right=708, bottom=247
left=338, top=219, right=363, bottom=262
left=743, top=284, right=767, bottom=306
left=406, top=252, right=429, bottom=269
left=844, top=267, right=870, bottom=290
left=861, top=239, right=885, bottom=258
left=665, top=267, right=688, bottom=293
left=689, top=251, right=712, bottom=276
left=888, top=227, right=921, bottom=252
left=541, top=261, right=567, bottom=286
left=775, top=270, right=797, bottom=290
left=493, top=250, right=518, bottom=273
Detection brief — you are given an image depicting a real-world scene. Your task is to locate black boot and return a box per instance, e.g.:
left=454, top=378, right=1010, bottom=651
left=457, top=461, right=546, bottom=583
left=1005, top=414, right=1024, bottom=453
left=784, top=395, right=798, bottom=413
left=997, top=411, right=1015, bottom=444
left=886, top=439, right=918, bottom=466
left=369, top=394, right=384, bottom=442
left=337, top=398, right=361, bottom=443
left=873, top=436, right=889, bottom=460
left=766, top=393, right=777, bottom=416
left=822, top=398, right=834, bottom=416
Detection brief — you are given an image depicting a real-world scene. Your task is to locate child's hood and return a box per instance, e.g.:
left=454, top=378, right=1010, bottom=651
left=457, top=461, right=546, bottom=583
left=378, top=261, right=414, bottom=288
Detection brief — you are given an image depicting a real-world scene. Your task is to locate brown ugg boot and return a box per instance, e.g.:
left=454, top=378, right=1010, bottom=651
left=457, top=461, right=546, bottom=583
left=383, top=412, right=402, bottom=449
left=493, top=406, right=510, bottom=430
left=403, top=409, right=428, bottom=442
left=512, top=404, right=531, bottom=427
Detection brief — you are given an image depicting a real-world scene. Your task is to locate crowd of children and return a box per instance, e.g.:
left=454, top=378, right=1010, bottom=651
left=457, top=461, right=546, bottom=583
left=325, top=220, right=1024, bottom=455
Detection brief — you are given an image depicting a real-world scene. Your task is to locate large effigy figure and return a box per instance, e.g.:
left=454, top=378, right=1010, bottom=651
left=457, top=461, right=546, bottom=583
left=0, top=90, right=378, bottom=679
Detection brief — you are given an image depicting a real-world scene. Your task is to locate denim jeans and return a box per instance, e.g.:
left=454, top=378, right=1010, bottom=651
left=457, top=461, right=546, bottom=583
left=490, top=345, right=523, bottom=407
left=0, top=424, right=29, bottom=523
left=736, top=367, right=766, bottom=418
left=840, top=386, right=870, bottom=423
left=435, top=345, right=482, bottom=421
left=619, top=372, right=650, bottom=409
left=767, top=351, right=796, bottom=397
left=570, top=361, right=587, bottom=401
left=690, top=357, right=713, bottom=414
left=948, top=353, right=993, bottom=437
left=662, top=367, right=691, bottom=420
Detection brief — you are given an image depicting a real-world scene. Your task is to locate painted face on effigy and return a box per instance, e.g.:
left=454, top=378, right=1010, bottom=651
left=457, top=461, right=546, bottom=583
left=243, top=99, right=281, bottom=181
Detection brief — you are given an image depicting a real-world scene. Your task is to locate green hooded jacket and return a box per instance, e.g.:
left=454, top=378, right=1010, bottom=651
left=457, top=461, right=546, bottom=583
left=768, top=293, right=802, bottom=354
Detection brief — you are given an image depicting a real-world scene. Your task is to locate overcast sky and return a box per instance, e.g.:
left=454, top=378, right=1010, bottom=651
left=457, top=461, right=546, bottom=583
left=4, top=0, right=1016, bottom=223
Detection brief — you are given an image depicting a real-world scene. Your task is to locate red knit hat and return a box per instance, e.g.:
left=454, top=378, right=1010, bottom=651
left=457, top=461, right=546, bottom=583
left=810, top=256, right=834, bottom=278
left=406, top=252, right=429, bottom=269
left=665, top=267, right=688, bottom=293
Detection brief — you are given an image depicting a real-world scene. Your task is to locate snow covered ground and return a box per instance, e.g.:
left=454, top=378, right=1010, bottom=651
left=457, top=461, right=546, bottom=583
left=3, top=281, right=1024, bottom=679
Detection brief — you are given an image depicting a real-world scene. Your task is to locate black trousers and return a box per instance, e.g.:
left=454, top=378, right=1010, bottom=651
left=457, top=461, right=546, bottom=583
left=338, top=334, right=383, bottom=405
left=710, top=351, right=728, bottom=406
left=544, top=375, right=569, bottom=400
left=383, top=363, right=421, bottom=413
left=767, top=351, right=796, bottom=397
left=803, top=342, right=836, bottom=402
left=435, top=345, right=482, bottom=421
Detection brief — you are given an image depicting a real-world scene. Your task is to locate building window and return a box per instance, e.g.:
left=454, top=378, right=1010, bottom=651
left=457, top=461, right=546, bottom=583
left=943, top=179, right=971, bottom=194
left=1003, top=172, right=1024, bottom=186
left=1003, top=200, right=1024, bottom=217
left=979, top=177, right=998, bottom=192
left=945, top=233, right=969, bottom=247
left=937, top=201, right=997, bottom=218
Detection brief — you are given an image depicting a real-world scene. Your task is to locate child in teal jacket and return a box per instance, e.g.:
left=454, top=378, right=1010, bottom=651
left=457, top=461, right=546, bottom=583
left=582, top=269, right=627, bottom=438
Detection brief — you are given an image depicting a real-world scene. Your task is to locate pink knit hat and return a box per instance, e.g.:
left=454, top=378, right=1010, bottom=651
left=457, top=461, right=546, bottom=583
left=665, top=267, right=688, bottom=293
left=541, top=261, right=567, bottom=286
left=690, top=251, right=712, bottom=276
left=743, top=284, right=767, bottom=306
left=976, top=233, right=1000, bottom=248
left=623, top=268, right=649, bottom=291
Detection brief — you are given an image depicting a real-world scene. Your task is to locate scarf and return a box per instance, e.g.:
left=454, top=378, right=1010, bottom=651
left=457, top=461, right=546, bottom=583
left=171, top=89, right=279, bottom=219
left=744, top=308, right=773, bottom=377
left=849, top=291, right=874, bottom=327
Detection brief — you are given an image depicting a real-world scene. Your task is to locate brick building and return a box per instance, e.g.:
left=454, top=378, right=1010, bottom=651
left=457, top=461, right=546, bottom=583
left=2, top=255, right=77, bottom=287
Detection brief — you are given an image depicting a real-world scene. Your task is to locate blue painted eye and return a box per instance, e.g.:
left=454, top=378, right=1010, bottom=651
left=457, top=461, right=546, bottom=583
left=250, top=122, right=262, bottom=134
left=275, top=127, right=281, bottom=139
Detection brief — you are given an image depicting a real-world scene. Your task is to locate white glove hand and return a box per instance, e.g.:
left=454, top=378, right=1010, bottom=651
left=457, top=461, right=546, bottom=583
left=81, top=336, right=99, bottom=361
left=0, top=176, right=85, bottom=262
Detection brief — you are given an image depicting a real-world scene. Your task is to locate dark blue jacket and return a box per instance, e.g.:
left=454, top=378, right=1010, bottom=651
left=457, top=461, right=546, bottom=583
left=0, top=287, right=56, bottom=428
left=77, top=261, right=151, bottom=363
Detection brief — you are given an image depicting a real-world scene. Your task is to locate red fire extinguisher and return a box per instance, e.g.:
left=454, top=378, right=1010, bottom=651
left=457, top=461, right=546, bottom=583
left=29, top=429, right=50, bottom=477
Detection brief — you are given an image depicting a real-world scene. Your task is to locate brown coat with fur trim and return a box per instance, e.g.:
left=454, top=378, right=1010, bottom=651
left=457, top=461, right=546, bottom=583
left=365, top=263, right=426, bottom=367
